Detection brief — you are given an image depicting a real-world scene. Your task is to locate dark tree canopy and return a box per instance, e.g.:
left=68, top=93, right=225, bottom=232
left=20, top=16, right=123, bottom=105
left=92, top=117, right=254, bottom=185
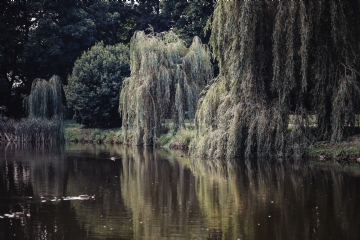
left=0, top=0, right=30, bottom=117
left=22, top=1, right=135, bottom=83
left=87, top=1, right=137, bottom=45
left=160, top=0, right=214, bottom=45
left=191, top=0, right=360, bottom=159
left=1, top=0, right=214, bottom=119
left=0, top=0, right=135, bottom=118
left=65, top=42, right=130, bottom=128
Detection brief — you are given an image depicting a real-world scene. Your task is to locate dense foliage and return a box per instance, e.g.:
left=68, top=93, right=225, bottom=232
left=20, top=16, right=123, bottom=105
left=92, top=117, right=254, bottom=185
left=119, top=31, right=212, bottom=146
left=191, top=0, right=360, bottom=159
left=66, top=42, right=130, bottom=127
left=0, top=0, right=214, bottom=118
left=0, top=0, right=135, bottom=117
left=160, top=0, right=214, bottom=45
left=4, top=0, right=360, bottom=160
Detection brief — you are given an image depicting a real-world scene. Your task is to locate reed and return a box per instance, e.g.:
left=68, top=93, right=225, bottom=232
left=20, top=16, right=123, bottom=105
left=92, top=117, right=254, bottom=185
left=15, top=117, right=64, bottom=143
left=0, top=116, right=16, bottom=142
left=0, top=117, right=64, bottom=143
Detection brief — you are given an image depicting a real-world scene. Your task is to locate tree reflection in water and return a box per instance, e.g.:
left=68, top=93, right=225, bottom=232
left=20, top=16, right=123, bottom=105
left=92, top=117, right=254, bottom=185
left=1, top=143, right=360, bottom=239
left=121, top=147, right=360, bottom=240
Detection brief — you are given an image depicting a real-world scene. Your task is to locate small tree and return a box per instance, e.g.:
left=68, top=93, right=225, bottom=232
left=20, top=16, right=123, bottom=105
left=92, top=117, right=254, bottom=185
left=28, top=75, right=63, bottom=119
left=10, top=74, right=66, bottom=143
left=119, top=31, right=213, bottom=146
left=65, top=42, right=130, bottom=127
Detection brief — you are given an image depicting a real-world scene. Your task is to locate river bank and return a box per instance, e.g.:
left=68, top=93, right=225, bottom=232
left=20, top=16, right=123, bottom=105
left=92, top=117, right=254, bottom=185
left=309, top=135, right=360, bottom=164
left=64, top=121, right=360, bottom=163
left=64, top=121, right=194, bottom=150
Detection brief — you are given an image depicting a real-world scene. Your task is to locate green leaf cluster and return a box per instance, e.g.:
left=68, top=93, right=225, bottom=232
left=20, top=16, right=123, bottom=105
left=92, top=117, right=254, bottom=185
left=0, top=0, right=213, bottom=118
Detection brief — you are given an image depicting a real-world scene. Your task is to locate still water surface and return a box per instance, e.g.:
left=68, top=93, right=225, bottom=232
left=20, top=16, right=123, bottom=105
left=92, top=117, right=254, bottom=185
left=1, top=143, right=360, bottom=239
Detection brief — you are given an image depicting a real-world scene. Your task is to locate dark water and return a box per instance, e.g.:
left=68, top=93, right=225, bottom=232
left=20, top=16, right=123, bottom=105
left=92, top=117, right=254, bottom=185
left=1, top=143, right=360, bottom=240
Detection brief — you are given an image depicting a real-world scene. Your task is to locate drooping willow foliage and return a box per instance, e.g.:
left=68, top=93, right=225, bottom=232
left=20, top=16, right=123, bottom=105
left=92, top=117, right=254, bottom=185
left=28, top=75, right=63, bottom=119
left=191, top=0, right=360, bottom=159
left=3, top=74, right=66, bottom=143
left=119, top=31, right=213, bottom=146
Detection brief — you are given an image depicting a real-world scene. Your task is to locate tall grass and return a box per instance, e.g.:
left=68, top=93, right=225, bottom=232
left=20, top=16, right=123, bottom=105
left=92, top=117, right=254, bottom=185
left=0, top=116, right=16, bottom=142
left=15, top=117, right=64, bottom=143
left=0, top=117, right=64, bottom=143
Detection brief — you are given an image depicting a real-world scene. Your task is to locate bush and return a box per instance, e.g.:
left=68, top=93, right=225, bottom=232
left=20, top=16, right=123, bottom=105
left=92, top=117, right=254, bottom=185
left=65, top=42, right=130, bottom=128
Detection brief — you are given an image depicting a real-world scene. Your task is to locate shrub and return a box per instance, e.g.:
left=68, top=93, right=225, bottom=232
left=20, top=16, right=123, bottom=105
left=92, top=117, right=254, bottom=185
left=65, top=42, right=130, bottom=127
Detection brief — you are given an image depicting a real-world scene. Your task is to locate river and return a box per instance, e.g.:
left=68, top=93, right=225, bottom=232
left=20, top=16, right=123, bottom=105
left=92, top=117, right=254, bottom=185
left=1, top=143, right=360, bottom=239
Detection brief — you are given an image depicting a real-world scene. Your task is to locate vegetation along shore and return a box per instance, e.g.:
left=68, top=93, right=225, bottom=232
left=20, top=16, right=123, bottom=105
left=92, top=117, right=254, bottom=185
left=63, top=120, right=360, bottom=164
left=2, top=1, right=360, bottom=163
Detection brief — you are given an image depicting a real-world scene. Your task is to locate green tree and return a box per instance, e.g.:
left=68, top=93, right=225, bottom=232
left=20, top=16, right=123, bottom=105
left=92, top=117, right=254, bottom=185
left=191, top=0, right=360, bottom=160
left=22, top=1, right=98, bottom=83
left=119, top=31, right=213, bottom=146
left=1, top=75, right=64, bottom=143
left=27, top=75, right=63, bottom=119
left=65, top=42, right=130, bottom=128
left=124, top=0, right=166, bottom=33
left=86, top=1, right=137, bottom=45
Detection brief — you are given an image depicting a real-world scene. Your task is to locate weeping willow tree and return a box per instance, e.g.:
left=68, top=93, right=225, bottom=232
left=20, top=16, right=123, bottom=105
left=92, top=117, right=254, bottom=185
left=28, top=75, right=63, bottom=119
left=1, top=75, right=64, bottom=143
left=14, top=75, right=64, bottom=143
left=191, top=0, right=360, bottom=159
left=119, top=31, right=213, bottom=146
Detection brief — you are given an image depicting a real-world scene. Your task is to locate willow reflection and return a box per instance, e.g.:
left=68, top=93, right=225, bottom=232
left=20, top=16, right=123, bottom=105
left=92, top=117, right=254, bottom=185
left=120, top=147, right=201, bottom=239
left=121, top=148, right=360, bottom=240
left=1, top=143, right=66, bottom=198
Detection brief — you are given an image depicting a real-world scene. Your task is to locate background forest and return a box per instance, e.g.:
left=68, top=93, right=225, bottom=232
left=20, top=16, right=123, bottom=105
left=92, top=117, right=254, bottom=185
left=0, top=0, right=213, bottom=118
left=1, top=0, right=360, bottom=159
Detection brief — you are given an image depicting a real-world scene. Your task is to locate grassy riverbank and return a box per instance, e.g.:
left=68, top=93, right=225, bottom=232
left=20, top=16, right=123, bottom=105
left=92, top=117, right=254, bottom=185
left=309, top=135, right=360, bottom=161
left=64, top=121, right=195, bottom=149
left=64, top=121, right=124, bottom=144
left=64, top=121, right=360, bottom=161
